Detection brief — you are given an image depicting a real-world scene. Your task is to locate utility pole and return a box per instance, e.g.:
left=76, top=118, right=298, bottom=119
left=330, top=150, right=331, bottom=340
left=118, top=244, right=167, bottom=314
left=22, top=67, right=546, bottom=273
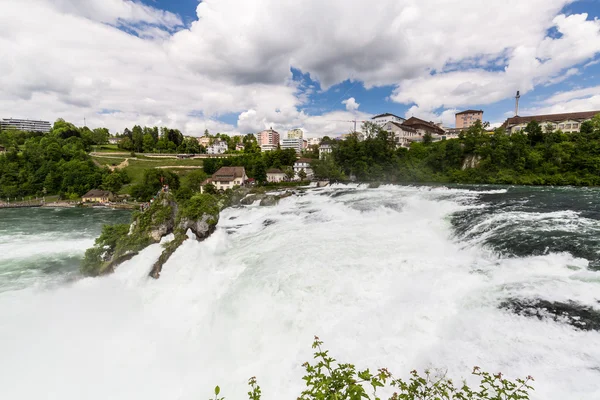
left=515, top=91, right=520, bottom=117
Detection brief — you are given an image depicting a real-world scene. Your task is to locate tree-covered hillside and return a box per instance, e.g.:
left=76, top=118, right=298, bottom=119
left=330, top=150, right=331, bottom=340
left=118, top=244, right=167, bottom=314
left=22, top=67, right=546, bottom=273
left=313, top=115, right=600, bottom=186
left=0, top=119, right=125, bottom=199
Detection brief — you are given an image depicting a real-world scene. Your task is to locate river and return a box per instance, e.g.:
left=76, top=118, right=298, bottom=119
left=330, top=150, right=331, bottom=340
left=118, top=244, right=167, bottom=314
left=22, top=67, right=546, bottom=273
left=0, top=185, right=598, bottom=399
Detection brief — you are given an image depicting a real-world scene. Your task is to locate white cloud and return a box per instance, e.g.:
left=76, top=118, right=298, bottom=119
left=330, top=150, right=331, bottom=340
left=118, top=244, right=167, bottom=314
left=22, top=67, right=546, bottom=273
left=1, top=0, right=600, bottom=137
left=51, top=0, right=183, bottom=28
left=543, top=85, right=600, bottom=104
left=342, top=97, right=360, bottom=112
left=519, top=85, right=600, bottom=116
left=391, top=12, right=600, bottom=115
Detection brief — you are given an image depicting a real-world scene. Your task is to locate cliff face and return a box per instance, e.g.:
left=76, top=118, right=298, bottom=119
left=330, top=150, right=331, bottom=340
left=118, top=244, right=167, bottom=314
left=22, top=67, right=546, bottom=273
left=462, top=154, right=482, bottom=170
left=82, top=192, right=220, bottom=278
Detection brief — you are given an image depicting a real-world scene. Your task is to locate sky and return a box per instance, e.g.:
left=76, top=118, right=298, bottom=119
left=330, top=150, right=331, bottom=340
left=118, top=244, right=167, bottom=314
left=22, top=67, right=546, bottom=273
left=1, top=0, right=600, bottom=138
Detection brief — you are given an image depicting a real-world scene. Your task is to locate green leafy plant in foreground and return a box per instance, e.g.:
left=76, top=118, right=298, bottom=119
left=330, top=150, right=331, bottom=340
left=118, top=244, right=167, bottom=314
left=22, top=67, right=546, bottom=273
left=212, top=337, right=534, bottom=400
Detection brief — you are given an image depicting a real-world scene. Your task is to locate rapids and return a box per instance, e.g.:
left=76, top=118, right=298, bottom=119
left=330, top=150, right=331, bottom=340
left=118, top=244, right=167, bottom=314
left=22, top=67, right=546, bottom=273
left=0, top=185, right=599, bottom=399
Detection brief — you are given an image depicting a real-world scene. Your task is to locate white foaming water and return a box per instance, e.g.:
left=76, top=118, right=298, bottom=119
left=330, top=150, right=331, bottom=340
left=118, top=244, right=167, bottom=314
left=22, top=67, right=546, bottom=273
left=0, top=185, right=599, bottom=400
left=0, top=233, right=95, bottom=262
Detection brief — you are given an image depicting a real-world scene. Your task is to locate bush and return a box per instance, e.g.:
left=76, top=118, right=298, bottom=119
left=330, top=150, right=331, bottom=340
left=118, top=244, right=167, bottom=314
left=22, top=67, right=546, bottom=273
left=211, top=337, right=534, bottom=400
left=179, top=193, right=220, bottom=225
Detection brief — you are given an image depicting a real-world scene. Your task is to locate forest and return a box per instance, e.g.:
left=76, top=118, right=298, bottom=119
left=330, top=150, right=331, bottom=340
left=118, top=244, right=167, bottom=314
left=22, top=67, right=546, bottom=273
left=0, top=119, right=127, bottom=199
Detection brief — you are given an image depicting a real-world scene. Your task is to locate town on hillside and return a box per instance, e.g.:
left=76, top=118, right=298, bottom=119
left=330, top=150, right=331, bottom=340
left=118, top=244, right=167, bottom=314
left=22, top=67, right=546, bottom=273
left=2, top=98, right=600, bottom=206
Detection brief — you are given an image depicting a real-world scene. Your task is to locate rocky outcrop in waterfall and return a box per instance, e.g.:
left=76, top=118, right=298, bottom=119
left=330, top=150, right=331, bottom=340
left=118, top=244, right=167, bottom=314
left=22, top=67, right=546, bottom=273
left=81, top=186, right=295, bottom=279
left=81, top=191, right=220, bottom=279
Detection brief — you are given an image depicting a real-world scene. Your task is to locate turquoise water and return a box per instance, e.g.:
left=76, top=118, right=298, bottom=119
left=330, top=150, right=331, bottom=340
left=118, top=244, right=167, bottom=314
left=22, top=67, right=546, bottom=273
left=0, top=207, right=131, bottom=291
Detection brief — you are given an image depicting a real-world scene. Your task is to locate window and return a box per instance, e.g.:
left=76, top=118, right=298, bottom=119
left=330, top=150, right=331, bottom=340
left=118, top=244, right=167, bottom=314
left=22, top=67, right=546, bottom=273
left=565, top=124, right=572, bottom=129
left=573, top=123, right=579, bottom=129
left=559, top=124, right=564, bottom=129
left=513, top=127, right=521, bottom=132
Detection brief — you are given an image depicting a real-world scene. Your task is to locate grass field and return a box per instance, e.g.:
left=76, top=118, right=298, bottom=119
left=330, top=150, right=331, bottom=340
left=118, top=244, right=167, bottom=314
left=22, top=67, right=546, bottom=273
left=91, top=155, right=205, bottom=194
left=93, top=144, right=121, bottom=152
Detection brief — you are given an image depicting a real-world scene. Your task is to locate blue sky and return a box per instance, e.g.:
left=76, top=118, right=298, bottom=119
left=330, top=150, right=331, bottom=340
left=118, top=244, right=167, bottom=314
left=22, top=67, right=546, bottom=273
left=2, top=0, right=600, bottom=136
left=137, top=0, right=600, bottom=128
left=136, top=0, right=600, bottom=129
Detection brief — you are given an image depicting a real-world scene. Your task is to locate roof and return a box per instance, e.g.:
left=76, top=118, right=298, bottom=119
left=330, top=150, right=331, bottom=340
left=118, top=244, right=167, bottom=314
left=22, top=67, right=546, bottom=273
left=266, top=168, right=285, bottom=174
left=82, top=189, right=113, bottom=198
left=295, top=158, right=313, bottom=164
left=402, top=117, right=445, bottom=134
left=372, top=113, right=404, bottom=120
left=456, top=109, right=483, bottom=115
left=212, top=166, right=246, bottom=181
left=503, top=110, right=600, bottom=127
left=257, top=127, right=279, bottom=134
left=388, top=121, right=417, bottom=132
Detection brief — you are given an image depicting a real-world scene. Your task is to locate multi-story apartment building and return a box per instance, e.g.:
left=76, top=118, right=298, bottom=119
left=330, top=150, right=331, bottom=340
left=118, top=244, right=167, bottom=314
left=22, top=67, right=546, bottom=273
left=287, top=128, right=303, bottom=139
left=281, top=138, right=303, bottom=154
left=256, top=128, right=280, bottom=152
left=0, top=118, right=52, bottom=133
left=207, top=140, right=228, bottom=154
left=371, top=113, right=405, bottom=127
left=502, top=110, right=600, bottom=134
left=455, top=110, right=483, bottom=129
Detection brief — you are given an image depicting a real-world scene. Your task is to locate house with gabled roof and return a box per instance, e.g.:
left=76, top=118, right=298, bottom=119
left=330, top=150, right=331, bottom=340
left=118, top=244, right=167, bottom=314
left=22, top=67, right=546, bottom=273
left=266, top=168, right=286, bottom=183
left=202, top=166, right=247, bottom=192
left=82, top=189, right=115, bottom=203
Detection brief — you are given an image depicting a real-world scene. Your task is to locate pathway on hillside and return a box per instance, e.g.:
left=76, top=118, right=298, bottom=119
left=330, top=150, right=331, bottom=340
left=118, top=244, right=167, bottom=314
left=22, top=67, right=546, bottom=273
left=154, top=166, right=203, bottom=169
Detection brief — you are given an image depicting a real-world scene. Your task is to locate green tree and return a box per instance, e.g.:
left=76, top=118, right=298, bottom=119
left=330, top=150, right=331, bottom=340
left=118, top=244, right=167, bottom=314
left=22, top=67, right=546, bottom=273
left=253, top=160, right=267, bottom=183
left=101, top=170, right=129, bottom=194
left=422, top=132, right=433, bottom=145
left=129, top=169, right=180, bottom=201
left=181, top=169, right=208, bottom=192
left=284, top=167, right=295, bottom=181
left=132, top=125, right=144, bottom=153
left=92, top=128, right=110, bottom=145
left=52, top=119, right=80, bottom=139
left=298, top=168, right=307, bottom=181
left=525, top=120, right=544, bottom=146
left=142, top=133, right=155, bottom=152
left=119, top=137, right=134, bottom=151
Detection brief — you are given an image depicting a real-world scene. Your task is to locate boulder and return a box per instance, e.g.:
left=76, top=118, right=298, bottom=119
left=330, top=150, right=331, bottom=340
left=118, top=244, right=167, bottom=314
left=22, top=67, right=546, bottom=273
left=240, top=194, right=262, bottom=205
left=259, top=195, right=279, bottom=206
left=178, top=213, right=218, bottom=241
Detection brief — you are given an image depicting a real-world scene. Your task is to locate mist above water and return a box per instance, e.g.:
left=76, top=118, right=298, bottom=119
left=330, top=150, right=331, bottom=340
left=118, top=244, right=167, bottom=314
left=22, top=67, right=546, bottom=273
left=0, top=185, right=599, bottom=399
